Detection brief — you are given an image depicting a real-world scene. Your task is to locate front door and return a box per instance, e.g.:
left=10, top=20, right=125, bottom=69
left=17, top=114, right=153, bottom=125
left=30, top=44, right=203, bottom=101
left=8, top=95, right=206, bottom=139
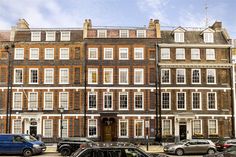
left=101, top=117, right=116, bottom=142
left=179, top=124, right=186, bottom=141
left=30, top=126, right=37, bottom=137
left=104, top=125, right=112, bottom=141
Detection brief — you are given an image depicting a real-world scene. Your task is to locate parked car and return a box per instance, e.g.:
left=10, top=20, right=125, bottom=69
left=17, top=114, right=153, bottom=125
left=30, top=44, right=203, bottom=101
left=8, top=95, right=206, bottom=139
left=71, top=143, right=168, bottom=157
left=57, top=137, right=95, bottom=156
left=215, top=138, right=236, bottom=151
left=204, top=145, right=236, bottom=157
left=0, top=134, right=46, bottom=157
left=163, top=139, right=216, bottom=156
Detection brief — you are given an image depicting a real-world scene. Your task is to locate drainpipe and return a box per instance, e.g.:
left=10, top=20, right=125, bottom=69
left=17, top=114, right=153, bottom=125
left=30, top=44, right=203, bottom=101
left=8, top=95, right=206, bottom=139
left=83, top=42, right=87, bottom=137
left=230, top=46, right=235, bottom=138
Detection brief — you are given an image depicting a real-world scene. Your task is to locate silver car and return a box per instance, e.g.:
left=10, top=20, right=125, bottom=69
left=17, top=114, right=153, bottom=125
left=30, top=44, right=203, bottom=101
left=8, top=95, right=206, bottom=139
left=163, top=139, right=216, bottom=156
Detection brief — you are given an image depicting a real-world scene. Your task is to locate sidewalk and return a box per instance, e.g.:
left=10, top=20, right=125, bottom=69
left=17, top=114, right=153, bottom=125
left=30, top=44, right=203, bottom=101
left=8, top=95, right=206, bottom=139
left=45, top=143, right=164, bottom=153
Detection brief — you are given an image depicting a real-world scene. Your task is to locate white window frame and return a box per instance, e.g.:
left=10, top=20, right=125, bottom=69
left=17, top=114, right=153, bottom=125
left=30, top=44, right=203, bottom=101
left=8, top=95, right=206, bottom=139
left=174, top=32, right=184, bottom=42
left=176, top=92, right=186, bottom=110
left=119, top=68, right=129, bottom=84
left=119, top=48, right=129, bottom=60
left=176, top=69, right=186, bottom=84
left=192, top=92, right=202, bottom=110
left=13, top=92, right=23, bottom=110
left=97, top=30, right=107, bottom=38
left=103, top=68, right=113, bottom=84
left=207, top=69, right=216, bottom=84
left=103, top=92, right=113, bottom=110
left=44, top=48, right=54, bottom=60
left=208, top=119, right=218, bottom=135
left=28, top=92, right=38, bottom=110
left=193, top=119, right=203, bottom=134
left=134, top=48, right=144, bottom=60
left=119, top=30, right=129, bottom=38
left=59, top=92, right=68, bottom=110
left=88, top=68, right=98, bottom=84
left=60, top=48, right=69, bottom=60
left=207, top=92, right=217, bottom=110
left=14, top=68, right=23, bottom=84
left=191, top=48, right=200, bottom=60
left=88, top=119, right=97, bottom=138
left=46, top=31, right=56, bottom=41
left=206, top=49, right=215, bottom=60
left=161, top=92, right=171, bottom=110
left=134, top=119, right=144, bottom=138
left=119, top=92, right=128, bottom=110
left=176, top=48, right=185, bottom=60
left=60, top=31, right=70, bottom=41
left=88, top=48, right=98, bottom=60
left=43, top=119, right=53, bottom=138
left=88, top=92, right=97, bottom=110
left=191, top=69, right=201, bottom=84
left=59, top=68, right=69, bottom=84
left=134, top=92, right=144, bottom=110
left=44, top=68, right=54, bottom=84
left=58, top=119, right=68, bottom=138
left=162, top=119, right=172, bottom=136
left=204, top=32, right=214, bottom=43
left=137, top=30, right=146, bottom=38
left=134, top=68, right=144, bottom=84
left=14, top=48, right=24, bottom=60
left=161, top=48, right=170, bottom=60
left=12, top=119, right=22, bottom=134
left=119, top=119, right=129, bottom=138
left=104, top=48, right=113, bottom=60
left=29, top=48, right=39, bottom=60
left=44, top=92, right=53, bottom=110
left=31, top=32, right=41, bottom=41
left=161, top=69, right=171, bottom=84
left=29, top=68, right=38, bottom=84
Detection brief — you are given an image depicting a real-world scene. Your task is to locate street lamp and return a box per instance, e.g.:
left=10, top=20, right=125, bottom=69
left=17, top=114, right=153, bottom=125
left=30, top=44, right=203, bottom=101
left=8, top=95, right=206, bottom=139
left=58, top=107, right=64, bottom=139
left=4, top=44, right=14, bottom=133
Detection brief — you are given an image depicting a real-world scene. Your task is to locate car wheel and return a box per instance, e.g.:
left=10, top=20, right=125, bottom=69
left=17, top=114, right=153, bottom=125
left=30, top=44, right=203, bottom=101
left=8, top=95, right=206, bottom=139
left=23, top=149, right=32, bottom=157
left=207, top=148, right=215, bottom=154
left=60, top=147, right=71, bottom=156
left=176, top=148, right=184, bottom=156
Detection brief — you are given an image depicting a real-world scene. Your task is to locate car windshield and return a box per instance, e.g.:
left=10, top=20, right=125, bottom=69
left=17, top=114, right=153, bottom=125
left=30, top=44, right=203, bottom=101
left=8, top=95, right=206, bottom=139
left=22, top=135, right=37, bottom=142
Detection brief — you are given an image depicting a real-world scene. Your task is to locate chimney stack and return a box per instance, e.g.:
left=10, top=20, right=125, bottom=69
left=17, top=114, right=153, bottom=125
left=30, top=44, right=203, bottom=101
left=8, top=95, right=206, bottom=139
left=211, top=21, right=222, bottom=32
left=16, top=19, right=29, bottom=29
left=83, top=19, right=92, bottom=38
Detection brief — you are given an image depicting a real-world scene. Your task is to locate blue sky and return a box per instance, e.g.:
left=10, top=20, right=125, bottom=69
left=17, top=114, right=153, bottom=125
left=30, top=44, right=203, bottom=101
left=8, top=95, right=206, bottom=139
left=0, top=0, right=236, bottom=38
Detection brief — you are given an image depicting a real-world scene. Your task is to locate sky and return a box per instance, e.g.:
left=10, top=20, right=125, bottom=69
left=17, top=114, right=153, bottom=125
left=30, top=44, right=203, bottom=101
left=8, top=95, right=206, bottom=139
left=0, top=0, right=236, bottom=38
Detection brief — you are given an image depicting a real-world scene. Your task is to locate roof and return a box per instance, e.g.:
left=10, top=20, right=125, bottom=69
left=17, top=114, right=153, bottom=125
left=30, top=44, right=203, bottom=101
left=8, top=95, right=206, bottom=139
left=0, top=31, right=10, bottom=41
left=161, top=30, right=228, bottom=44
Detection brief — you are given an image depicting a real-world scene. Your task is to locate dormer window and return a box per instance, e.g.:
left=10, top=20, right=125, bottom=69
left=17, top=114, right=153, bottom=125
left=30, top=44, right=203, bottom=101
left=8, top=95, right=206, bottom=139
left=46, top=32, right=56, bottom=41
left=61, top=31, right=70, bottom=41
left=31, top=32, right=41, bottom=41
left=175, top=32, right=184, bottom=42
left=204, top=32, right=214, bottom=43
left=97, top=30, right=107, bottom=38
left=137, top=30, right=146, bottom=38
left=201, top=28, right=214, bottom=43
left=120, top=30, right=129, bottom=38
left=173, top=27, right=186, bottom=43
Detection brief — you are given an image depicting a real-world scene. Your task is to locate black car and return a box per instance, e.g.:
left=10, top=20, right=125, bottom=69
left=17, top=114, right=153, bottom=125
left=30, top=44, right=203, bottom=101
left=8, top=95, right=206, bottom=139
left=71, top=143, right=167, bottom=157
left=57, top=137, right=94, bottom=156
left=204, top=145, right=236, bottom=157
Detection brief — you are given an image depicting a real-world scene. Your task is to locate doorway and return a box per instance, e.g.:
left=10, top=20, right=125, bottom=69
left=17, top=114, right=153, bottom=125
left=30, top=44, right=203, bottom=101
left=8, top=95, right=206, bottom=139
left=101, top=117, right=116, bottom=142
left=30, top=126, right=37, bottom=137
left=179, top=124, right=186, bottom=141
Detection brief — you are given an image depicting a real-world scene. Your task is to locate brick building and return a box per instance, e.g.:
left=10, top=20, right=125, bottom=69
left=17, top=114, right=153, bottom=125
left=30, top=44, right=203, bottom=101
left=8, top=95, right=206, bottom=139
left=0, top=19, right=234, bottom=142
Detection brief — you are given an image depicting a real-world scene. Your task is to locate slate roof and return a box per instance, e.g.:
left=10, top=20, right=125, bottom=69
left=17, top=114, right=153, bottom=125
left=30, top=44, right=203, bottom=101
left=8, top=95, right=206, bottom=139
left=161, top=30, right=228, bottom=44
left=0, top=31, right=10, bottom=41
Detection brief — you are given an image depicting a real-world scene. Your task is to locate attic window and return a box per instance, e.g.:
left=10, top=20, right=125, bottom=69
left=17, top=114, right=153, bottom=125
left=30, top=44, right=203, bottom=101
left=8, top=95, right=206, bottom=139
left=46, top=32, right=56, bottom=41
left=137, top=30, right=146, bottom=38
left=31, top=32, right=41, bottom=41
left=204, top=32, right=214, bottom=43
left=174, top=32, right=184, bottom=42
left=61, top=31, right=70, bottom=41
left=97, top=30, right=107, bottom=38
left=120, top=30, right=129, bottom=38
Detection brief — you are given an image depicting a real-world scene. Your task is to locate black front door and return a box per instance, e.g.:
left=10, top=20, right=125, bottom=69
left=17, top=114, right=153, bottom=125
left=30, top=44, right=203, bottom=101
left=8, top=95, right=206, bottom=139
left=179, top=124, right=186, bottom=141
left=30, top=126, right=37, bottom=137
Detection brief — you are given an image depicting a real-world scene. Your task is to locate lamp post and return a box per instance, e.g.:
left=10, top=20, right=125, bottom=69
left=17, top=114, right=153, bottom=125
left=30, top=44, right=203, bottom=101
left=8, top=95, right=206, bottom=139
left=59, top=107, right=64, bottom=139
left=5, top=44, right=14, bottom=133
